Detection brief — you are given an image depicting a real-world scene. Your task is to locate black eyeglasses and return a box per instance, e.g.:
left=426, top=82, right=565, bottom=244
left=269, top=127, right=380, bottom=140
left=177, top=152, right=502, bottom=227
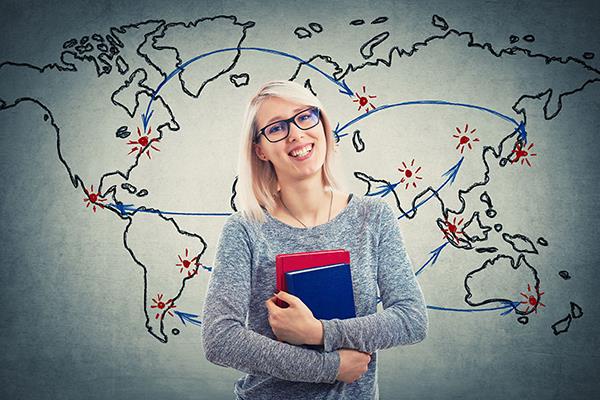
left=254, top=107, right=321, bottom=143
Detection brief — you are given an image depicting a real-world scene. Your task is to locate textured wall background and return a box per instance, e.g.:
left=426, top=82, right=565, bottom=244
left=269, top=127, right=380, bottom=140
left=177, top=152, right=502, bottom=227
left=1, top=0, right=599, bottom=399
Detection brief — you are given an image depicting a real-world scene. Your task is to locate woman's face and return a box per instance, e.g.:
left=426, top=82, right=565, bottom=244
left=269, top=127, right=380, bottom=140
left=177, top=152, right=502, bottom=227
left=253, top=96, right=327, bottom=184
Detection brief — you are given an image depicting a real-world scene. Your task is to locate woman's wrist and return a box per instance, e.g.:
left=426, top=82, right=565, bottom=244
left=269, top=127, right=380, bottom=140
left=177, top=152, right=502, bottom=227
left=307, top=319, right=324, bottom=345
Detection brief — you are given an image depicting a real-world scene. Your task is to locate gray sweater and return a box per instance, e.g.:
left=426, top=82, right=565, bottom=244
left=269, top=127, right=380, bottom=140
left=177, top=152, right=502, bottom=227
left=201, top=194, right=428, bottom=399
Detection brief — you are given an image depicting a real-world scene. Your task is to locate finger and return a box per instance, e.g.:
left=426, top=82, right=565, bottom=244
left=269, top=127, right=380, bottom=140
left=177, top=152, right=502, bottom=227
left=274, top=290, right=296, bottom=305
left=265, top=298, right=277, bottom=311
left=269, top=295, right=286, bottom=309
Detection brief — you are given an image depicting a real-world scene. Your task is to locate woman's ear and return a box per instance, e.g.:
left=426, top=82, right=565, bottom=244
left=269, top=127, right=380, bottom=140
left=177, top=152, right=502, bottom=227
left=254, top=144, right=268, bottom=161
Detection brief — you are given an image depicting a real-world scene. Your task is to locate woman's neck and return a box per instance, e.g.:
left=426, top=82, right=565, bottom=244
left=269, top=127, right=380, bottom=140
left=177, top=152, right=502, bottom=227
left=276, top=173, right=331, bottom=226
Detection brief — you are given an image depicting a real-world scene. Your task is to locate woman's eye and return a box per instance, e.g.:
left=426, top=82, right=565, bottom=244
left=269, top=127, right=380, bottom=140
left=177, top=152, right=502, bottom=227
left=299, top=110, right=314, bottom=121
left=268, top=125, right=281, bottom=134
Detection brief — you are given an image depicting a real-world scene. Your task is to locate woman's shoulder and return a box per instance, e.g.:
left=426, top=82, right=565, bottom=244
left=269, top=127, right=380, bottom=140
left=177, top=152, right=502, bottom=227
left=222, top=209, right=265, bottom=235
left=352, top=194, right=389, bottom=213
left=216, top=212, right=264, bottom=254
left=347, top=194, right=392, bottom=227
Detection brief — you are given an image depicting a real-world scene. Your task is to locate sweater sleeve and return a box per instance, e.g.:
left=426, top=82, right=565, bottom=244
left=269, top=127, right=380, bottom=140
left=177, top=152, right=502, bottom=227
left=201, top=214, right=340, bottom=383
left=319, top=200, right=429, bottom=353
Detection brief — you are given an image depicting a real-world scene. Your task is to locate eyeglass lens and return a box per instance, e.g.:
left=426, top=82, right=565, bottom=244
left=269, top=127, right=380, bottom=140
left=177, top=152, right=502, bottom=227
left=262, top=108, right=320, bottom=142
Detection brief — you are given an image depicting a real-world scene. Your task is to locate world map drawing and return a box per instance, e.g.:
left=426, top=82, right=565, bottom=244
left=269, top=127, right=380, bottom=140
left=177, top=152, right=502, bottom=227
left=1, top=3, right=598, bottom=399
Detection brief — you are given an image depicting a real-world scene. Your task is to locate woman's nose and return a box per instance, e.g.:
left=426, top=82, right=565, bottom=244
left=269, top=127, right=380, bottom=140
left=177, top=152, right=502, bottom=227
left=287, top=123, right=304, bottom=142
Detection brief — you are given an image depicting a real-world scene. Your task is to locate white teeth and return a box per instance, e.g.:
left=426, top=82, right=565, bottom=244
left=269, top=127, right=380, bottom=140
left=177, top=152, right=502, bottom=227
left=290, top=144, right=313, bottom=157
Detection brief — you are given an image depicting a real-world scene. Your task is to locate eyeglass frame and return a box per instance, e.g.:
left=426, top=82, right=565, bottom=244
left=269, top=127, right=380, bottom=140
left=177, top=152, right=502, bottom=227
left=253, top=106, right=321, bottom=144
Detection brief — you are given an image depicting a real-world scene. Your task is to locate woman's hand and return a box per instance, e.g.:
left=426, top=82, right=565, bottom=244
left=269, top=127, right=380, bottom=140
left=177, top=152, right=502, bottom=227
left=265, top=291, right=323, bottom=346
left=336, top=349, right=372, bottom=384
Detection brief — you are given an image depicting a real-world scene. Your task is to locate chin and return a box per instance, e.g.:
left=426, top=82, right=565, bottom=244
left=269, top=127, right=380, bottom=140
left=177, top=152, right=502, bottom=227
left=296, top=163, right=325, bottom=180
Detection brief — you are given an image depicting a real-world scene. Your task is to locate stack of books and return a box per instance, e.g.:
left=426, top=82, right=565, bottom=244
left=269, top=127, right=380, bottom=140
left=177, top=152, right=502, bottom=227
left=275, top=249, right=356, bottom=320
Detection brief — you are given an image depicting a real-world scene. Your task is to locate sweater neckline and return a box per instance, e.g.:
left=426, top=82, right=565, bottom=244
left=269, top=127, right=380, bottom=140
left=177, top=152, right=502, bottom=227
left=264, top=193, right=355, bottom=232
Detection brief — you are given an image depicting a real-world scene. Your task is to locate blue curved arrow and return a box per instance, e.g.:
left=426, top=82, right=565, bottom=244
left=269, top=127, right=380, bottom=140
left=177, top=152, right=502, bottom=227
left=142, top=46, right=354, bottom=130
left=415, top=242, right=450, bottom=276
left=173, top=310, right=203, bottom=327
left=333, top=99, right=526, bottom=143
left=374, top=297, right=520, bottom=316
left=427, top=300, right=521, bottom=316
left=108, top=202, right=232, bottom=217
left=379, top=156, right=464, bottom=220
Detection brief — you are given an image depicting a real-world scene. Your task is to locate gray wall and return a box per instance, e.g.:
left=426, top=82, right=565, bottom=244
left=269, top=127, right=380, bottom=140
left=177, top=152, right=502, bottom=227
left=1, top=0, right=598, bottom=398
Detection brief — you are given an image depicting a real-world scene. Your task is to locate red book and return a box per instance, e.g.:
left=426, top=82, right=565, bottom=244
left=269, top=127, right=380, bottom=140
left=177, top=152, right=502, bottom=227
left=275, top=249, right=351, bottom=308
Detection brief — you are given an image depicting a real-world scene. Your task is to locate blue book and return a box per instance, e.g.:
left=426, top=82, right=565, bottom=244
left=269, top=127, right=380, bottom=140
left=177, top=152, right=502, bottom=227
left=285, top=263, right=356, bottom=320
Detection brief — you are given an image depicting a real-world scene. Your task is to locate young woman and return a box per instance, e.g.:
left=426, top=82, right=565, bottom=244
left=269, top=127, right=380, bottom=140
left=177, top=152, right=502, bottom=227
left=201, top=80, right=428, bottom=399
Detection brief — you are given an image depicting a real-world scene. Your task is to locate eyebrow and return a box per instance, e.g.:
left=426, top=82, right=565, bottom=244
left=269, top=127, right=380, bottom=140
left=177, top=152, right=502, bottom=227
left=264, top=106, right=308, bottom=125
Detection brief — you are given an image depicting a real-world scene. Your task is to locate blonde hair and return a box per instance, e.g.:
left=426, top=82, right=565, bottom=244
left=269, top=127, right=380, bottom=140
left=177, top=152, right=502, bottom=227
left=236, top=80, right=347, bottom=223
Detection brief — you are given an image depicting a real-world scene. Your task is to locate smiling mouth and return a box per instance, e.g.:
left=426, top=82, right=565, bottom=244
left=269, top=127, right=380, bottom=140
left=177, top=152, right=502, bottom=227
left=288, top=143, right=314, bottom=158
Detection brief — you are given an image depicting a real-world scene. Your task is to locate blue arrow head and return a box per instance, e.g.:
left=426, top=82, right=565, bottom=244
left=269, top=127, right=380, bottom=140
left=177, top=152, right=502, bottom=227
left=441, top=157, right=465, bottom=185
left=509, top=300, right=521, bottom=309
left=516, top=121, right=527, bottom=144
left=337, top=79, right=353, bottom=97
left=369, top=182, right=399, bottom=197
left=112, top=202, right=134, bottom=216
left=173, top=310, right=201, bottom=326
left=499, top=307, right=512, bottom=316
left=141, top=110, right=154, bottom=131
left=382, top=182, right=399, bottom=197
left=116, top=203, right=127, bottom=216
left=173, top=310, right=189, bottom=325
left=499, top=300, right=520, bottom=316
left=333, top=123, right=341, bottom=142
left=429, top=242, right=448, bottom=265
